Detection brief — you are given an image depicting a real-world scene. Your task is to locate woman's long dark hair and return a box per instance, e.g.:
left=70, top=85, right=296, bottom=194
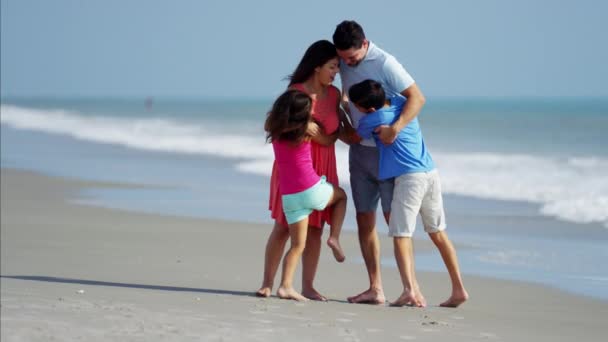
left=288, top=40, right=338, bottom=87
left=264, top=90, right=312, bottom=144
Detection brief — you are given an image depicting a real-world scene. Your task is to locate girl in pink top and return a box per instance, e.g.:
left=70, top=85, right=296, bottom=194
left=264, top=90, right=347, bottom=302
left=257, top=40, right=344, bottom=301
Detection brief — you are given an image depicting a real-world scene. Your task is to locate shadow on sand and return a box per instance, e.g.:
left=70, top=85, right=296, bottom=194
left=0, top=275, right=256, bottom=297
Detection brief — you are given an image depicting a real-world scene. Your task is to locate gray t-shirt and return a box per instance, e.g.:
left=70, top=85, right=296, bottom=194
left=340, top=41, right=415, bottom=146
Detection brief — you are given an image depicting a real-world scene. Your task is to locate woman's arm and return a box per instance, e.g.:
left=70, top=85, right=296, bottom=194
left=337, top=90, right=361, bottom=145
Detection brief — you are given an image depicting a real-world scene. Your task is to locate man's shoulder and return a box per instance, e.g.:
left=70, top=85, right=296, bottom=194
left=366, top=41, right=390, bottom=63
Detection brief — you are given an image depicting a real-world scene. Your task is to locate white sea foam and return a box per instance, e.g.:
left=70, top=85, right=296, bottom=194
left=2, top=104, right=607, bottom=227
left=1, top=104, right=272, bottom=160
left=434, top=152, right=608, bottom=227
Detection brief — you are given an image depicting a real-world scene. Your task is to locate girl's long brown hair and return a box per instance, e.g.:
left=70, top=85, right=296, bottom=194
left=264, top=90, right=312, bottom=144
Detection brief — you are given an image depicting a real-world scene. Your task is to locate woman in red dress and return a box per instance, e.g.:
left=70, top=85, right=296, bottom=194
left=256, top=40, right=343, bottom=300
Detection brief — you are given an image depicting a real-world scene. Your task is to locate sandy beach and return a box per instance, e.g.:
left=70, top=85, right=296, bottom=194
left=1, top=168, right=607, bottom=341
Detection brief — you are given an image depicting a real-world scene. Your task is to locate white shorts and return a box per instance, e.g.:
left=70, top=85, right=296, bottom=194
left=388, top=169, right=446, bottom=237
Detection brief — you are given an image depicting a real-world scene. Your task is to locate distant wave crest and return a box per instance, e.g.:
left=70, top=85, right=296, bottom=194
left=0, top=104, right=272, bottom=159
left=2, top=104, right=607, bottom=228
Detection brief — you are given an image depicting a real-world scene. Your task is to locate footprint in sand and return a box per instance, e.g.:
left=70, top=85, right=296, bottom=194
left=479, top=332, right=498, bottom=339
left=253, top=319, right=273, bottom=324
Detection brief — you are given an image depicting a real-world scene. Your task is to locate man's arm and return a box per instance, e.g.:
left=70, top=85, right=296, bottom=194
left=375, top=83, right=426, bottom=144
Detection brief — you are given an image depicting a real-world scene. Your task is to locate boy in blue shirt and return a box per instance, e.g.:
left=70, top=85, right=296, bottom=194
left=349, top=79, right=468, bottom=308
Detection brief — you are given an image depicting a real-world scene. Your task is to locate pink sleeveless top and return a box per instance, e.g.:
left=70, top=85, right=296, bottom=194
left=272, top=140, right=321, bottom=195
left=269, top=84, right=340, bottom=228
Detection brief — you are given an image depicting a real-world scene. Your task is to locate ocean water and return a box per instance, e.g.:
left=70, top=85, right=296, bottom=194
left=1, top=97, right=607, bottom=299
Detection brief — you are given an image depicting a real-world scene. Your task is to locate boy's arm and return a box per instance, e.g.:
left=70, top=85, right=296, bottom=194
left=375, top=84, right=425, bottom=144
left=356, top=115, right=377, bottom=140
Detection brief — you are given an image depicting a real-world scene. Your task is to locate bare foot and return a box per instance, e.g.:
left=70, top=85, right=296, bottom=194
left=255, top=287, right=272, bottom=298
left=277, top=287, right=309, bottom=302
left=413, top=288, right=427, bottom=307
left=302, top=288, right=328, bottom=301
left=390, top=290, right=424, bottom=307
left=440, top=289, right=469, bottom=308
left=347, top=288, right=385, bottom=304
left=327, top=237, right=345, bottom=262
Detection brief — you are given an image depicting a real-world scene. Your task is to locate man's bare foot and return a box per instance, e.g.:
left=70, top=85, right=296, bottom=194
left=302, top=288, right=328, bottom=301
left=347, top=288, right=385, bottom=304
left=440, top=289, right=469, bottom=308
left=327, top=237, right=345, bottom=262
left=255, top=286, right=272, bottom=298
left=277, top=287, right=309, bottom=302
left=390, top=290, right=424, bottom=307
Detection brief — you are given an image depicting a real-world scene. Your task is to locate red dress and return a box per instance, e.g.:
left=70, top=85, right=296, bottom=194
left=269, top=84, right=340, bottom=228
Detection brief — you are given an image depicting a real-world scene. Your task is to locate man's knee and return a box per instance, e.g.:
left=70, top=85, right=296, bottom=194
left=356, top=211, right=375, bottom=226
left=429, top=230, right=448, bottom=246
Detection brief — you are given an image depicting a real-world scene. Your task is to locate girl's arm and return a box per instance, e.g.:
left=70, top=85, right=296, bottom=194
left=307, top=120, right=338, bottom=147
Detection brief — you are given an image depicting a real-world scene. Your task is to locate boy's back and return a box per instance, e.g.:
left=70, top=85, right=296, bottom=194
left=357, top=96, right=435, bottom=180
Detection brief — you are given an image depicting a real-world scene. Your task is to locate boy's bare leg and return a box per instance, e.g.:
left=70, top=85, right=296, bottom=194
left=410, top=262, right=427, bottom=307
left=326, top=185, right=347, bottom=263
left=347, top=211, right=385, bottom=304
left=256, top=222, right=289, bottom=297
left=301, top=226, right=326, bottom=301
left=391, top=236, right=424, bottom=307
left=277, top=219, right=309, bottom=302
left=429, top=230, right=469, bottom=307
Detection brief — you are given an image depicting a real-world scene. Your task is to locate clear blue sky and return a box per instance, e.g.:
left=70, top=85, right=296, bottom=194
left=2, top=0, right=607, bottom=99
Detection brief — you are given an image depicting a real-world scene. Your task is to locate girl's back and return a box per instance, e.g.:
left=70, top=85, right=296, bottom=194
left=272, top=140, right=320, bottom=195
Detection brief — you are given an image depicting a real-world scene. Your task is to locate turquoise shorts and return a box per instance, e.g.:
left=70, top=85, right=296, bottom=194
left=282, top=176, right=334, bottom=225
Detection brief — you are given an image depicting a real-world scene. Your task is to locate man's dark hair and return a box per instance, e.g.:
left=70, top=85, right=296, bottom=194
left=348, top=79, right=386, bottom=111
left=332, top=20, right=366, bottom=50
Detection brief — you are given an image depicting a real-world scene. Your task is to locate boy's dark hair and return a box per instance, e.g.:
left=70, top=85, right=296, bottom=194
left=332, top=20, right=366, bottom=50
left=289, top=40, right=337, bottom=86
left=264, top=90, right=312, bottom=144
left=348, top=79, right=386, bottom=111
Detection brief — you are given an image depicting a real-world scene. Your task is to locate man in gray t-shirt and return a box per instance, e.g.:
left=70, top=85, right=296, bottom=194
left=333, top=20, right=468, bottom=308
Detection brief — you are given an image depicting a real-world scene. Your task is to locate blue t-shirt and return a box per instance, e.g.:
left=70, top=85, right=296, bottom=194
left=340, top=41, right=415, bottom=147
left=357, top=96, right=435, bottom=180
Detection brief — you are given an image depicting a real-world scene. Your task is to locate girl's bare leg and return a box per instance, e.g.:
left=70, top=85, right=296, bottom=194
left=256, top=222, right=289, bottom=297
left=277, top=218, right=309, bottom=301
left=301, top=226, right=326, bottom=301
left=326, top=185, right=347, bottom=262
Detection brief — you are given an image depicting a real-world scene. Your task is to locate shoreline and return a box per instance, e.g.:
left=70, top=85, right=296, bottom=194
left=2, top=167, right=607, bottom=341
left=4, top=163, right=607, bottom=300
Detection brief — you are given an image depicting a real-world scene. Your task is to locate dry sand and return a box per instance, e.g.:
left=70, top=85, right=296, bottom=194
left=1, top=168, right=606, bottom=341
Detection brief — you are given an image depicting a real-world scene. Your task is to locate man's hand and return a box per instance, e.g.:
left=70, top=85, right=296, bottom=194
left=375, top=125, right=398, bottom=145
